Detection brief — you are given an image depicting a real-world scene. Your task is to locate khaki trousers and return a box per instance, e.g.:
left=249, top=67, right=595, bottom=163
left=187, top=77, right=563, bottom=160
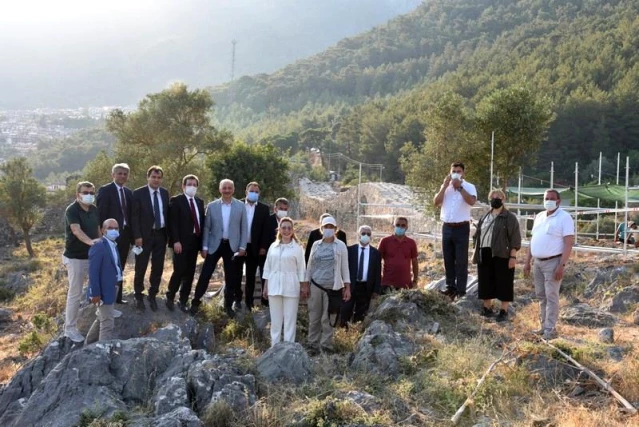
left=533, top=257, right=562, bottom=330
left=307, top=284, right=334, bottom=349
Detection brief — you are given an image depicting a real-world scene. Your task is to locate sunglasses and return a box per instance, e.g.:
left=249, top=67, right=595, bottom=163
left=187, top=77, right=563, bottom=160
left=80, top=191, right=96, bottom=195
left=395, top=224, right=407, bottom=228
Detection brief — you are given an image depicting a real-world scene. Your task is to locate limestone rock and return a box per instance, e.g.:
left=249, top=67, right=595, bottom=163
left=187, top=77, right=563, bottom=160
left=560, top=303, right=617, bottom=327
left=0, top=307, right=12, bottom=323
left=150, top=407, right=202, bottom=427
left=607, top=286, right=639, bottom=313
left=256, top=341, right=313, bottom=385
left=598, top=328, right=614, bottom=344
left=351, top=320, right=415, bottom=376
left=153, top=376, right=189, bottom=416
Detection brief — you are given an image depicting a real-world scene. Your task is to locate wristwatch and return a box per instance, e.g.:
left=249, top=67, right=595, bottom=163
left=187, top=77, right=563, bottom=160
left=459, top=184, right=464, bottom=192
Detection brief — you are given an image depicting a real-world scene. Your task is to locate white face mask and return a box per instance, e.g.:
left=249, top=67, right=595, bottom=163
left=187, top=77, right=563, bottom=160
left=544, top=200, right=557, bottom=210
left=360, top=235, right=371, bottom=245
left=450, top=172, right=461, bottom=181
left=322, top=229, right=335, bottom=239
left=80, top=194, right=95, bottom=205
left=276, top=210, right=288, bottom=219
left=184, top=186, right=197, bottom=197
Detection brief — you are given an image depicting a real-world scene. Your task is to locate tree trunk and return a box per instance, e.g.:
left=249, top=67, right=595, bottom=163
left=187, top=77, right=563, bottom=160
left=23, top=228, right=36, bottom=258
left=9, top=226, right=18, bottom=247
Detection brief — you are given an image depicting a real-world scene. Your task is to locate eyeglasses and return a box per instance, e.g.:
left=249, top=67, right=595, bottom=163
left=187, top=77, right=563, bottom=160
left=360, top=232, right=371, bottom=236
left=395, top=224, right=407, bottom=228
left=80, top=191, right=95, bottom=195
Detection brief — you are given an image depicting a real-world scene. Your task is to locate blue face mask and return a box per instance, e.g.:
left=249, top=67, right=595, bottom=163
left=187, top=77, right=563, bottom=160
left=395, top=227, right=406, bottom=236
left=105, top=229, right=120, bottom=241
left=247, top=191, right=259, bottom=202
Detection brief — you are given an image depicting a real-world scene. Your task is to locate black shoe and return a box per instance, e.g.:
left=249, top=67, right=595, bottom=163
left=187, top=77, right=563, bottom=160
left=177, top=301, right=189, bottom=313
left=495, top=310, right=508, bottom=322
left=165, top=299, right=175, bottom=312
left=189, top=301, right=200, bottom=316
left=307, top=346, right=320, bottom=357
left=135, top=299, right=146, bottom=312
left=232, top=301, right=242, bottom=312
left=148, top=296, right=158, bottom=312
left=440, top=288, right=456, bottom=302
left=225, top=306, right=235, bottom=319
left=116, top=299, right=128, bottom=304
left=456, top=292, right=466, bottom=300
left=261, top=297, right=269, bottom=307
left=480, top=307, right=494, bottom=317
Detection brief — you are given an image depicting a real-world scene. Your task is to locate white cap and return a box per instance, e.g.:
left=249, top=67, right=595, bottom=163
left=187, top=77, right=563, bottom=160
left=321, top=216, right=337, bottom=227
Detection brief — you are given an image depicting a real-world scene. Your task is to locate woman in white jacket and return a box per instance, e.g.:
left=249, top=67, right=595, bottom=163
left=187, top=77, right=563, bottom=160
left=262, top=217, right=308, bottom=346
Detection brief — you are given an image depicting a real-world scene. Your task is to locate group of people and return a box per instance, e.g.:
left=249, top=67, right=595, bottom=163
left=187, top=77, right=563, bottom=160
left=64, top=160, right=575, bottom=347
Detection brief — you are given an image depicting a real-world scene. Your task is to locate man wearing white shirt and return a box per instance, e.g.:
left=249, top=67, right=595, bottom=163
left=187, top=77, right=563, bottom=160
left=524, top=189, right=574, bottom=340
left=341, top=225, right=382, bottom=326
left=433, top=162, right=477, bottom=300
left=166, top=175, right=205, bottom=312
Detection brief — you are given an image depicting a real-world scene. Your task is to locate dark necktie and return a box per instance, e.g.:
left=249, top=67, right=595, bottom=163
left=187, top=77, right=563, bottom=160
left=153, top=190, right=162, bottom=229
left=357, top=247, right=365, bottom=282
left=119, top=187, right=128, bottom=225
left=190, top=198, right=200, bottom=236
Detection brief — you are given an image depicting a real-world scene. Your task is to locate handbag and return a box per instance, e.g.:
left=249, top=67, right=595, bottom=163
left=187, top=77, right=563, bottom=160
left=311, top=279, right=343, bottom=327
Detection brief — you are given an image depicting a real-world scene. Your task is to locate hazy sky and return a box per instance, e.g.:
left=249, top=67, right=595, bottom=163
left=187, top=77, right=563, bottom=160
left=0, top=0, right=421, bottom=108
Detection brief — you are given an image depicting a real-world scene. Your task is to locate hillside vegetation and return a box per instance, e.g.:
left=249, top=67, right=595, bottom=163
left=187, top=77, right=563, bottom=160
left=212, top=0, right=639, bottom=185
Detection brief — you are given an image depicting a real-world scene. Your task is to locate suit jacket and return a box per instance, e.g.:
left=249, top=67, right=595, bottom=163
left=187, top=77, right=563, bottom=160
left=267, top=213, right=280, bottom=246
left=87, top=237, right=119, bottom=304
left=168, top=194, right=205, bottom=250
left=348, top=244, right=382, bottom=296
left=305, top=228, right=348, bottom=262
left=131, top=185, right=170, bottom=242
left=202, top=198, right=248, bottom=253
left=96, top=182, right=133, bottom=231
left=240, top=199, right=271, bottom=256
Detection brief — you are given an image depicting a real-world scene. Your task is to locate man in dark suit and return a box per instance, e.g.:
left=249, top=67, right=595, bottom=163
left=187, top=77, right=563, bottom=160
left=340, top=225, right=381, bottom=326
left=266, top=197, right=290, bottom=247
left=96, top=163, right=133, bottom=304
left=235, top=182, right=271, bottom=310
left=192, top=179, right=248, bottom=317
left=305, top=212, right=347, bottom=263
left=131, top=165, right=169, bottom=312
left=166, top=174, right=205, bottom=313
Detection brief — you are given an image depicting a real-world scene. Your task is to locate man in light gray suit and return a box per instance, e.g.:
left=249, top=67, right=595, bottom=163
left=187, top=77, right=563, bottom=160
left=191, top=179, right=248, bottom=317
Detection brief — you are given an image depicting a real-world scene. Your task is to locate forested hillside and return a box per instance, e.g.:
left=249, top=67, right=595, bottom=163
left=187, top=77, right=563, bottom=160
left=212, top=0, right=639, bottom=185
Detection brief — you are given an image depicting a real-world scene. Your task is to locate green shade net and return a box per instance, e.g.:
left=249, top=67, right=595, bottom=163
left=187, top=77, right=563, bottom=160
left=506, top=185, right=639, bottom=203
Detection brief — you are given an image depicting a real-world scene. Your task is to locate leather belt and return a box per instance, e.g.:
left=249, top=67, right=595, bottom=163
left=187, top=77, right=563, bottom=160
left=221, top=239, right=230, bottom=242
left=537, top=254, right=562, bottom=261
left=444, top=221, right=469, bottom=228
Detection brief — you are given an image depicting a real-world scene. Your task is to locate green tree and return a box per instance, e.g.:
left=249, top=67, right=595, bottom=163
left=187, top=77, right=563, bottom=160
left=206, top=142, right=292, bottom=203
left=104, top=82, right=232, bottom=194
left=0, top=158, right=47, bottom=257
left=475, top=86, right=553, bottom=190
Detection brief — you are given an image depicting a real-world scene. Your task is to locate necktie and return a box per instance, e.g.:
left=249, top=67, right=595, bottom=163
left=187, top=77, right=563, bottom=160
left=357, top=247, right=365, bottom=282
left=190, top=198, right=200, bottom=236
left=153, top=190, right=162, bottom=229
left=119, top=188, right=128, bottom=225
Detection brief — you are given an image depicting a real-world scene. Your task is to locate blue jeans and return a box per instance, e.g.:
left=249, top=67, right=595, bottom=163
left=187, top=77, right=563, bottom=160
left=442, top=223, right=470, bottom=294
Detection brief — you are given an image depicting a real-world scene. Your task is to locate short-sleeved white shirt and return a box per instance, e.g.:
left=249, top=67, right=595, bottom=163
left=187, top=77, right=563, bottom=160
left=530, top=208, right=575, bottom=258
left=440, top=180, right=477, bottom=223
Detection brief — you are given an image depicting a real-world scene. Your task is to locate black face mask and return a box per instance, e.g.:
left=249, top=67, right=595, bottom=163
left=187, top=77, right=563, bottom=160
left=490, top=198, right=503, bottom=209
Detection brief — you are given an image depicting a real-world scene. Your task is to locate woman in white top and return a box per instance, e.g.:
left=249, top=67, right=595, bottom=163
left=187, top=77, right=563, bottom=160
left=262, top=217, right=308, bottom=346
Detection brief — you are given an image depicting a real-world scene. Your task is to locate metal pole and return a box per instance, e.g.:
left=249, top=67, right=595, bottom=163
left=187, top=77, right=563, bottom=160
left=624, top=156, right=629, bottom=256
left=596, top=152, right=601, bottom=240
left=517, top=167, right=522, bottom=217
left=550, top=161, right=554, bottom=189
left=575, top=162, right=578, bottom=245
left=616, top=152, right=621, bottom=237
left=490, top=131, right=495, bottom=190
left=379, top=166, right=383, bottom=183
left=356, top=162, right=362, bottom=232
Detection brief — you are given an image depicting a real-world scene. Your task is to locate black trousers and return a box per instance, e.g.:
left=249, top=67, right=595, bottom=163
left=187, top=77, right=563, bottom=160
left=115, top=226, right=132, bottom=302
left=193, top=240, right=236, bottom=307
left=442, top=223, right=470, bottom=294
left=166, top=244, right=199, bottom=304
left=340, top=282, right=371, bottom=326
left=133, top=229, right=167, bottom=299
left=235, top=243, right=266, bottom=308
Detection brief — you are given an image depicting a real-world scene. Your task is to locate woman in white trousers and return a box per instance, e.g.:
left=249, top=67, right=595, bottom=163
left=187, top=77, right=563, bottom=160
left=262, top=218, right=308, bottom=346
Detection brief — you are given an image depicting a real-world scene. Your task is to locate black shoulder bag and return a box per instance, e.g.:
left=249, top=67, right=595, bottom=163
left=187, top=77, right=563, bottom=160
left=310, top=279, right=343, bottom=327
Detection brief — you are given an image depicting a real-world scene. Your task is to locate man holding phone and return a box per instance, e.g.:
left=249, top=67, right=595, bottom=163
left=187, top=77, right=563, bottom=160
left=433, top=162, right=477, bottom=301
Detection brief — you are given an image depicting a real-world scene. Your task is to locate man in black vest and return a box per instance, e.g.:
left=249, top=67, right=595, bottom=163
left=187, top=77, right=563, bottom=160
left=96, top=163, right=133, bottom=304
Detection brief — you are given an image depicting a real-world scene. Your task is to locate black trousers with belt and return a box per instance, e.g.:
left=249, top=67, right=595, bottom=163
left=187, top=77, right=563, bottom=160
left=235, top=243, right=266, bottom=309
left=340, top=281, right=372, bottom=326
left=133, top=229, right=167, bottom=299
left=166, top=244, right=199, bottom=305
left=193, top=240, right=237, bottom=308
left=115, top=225, right=132, bottom=302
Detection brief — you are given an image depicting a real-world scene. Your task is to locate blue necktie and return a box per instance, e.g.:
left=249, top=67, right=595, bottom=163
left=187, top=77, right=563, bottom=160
left=153, top=190, right=162, bottom=229
left=357, top=247, right=365, bottom=282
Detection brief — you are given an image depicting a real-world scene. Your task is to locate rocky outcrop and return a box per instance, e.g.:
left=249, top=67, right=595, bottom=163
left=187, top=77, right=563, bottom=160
left=350, top=320, right=416, bottom=376
left=0, top=326, right=255, bottom=427
left=607, top=285, right=639, bottom=313
left=560, top=303, right=618, bottom=327
left=256, top=342, right=313, bottom=385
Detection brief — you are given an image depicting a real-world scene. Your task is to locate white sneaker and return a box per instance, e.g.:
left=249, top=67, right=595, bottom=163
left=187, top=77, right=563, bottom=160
left=113, top=309, right=122, bottom=318
left=64, top=328, right=85, bottom=343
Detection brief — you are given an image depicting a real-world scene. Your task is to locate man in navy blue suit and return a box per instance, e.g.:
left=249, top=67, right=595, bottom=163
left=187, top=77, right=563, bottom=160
left=96, top=163, right=133, bottom=304
left=131, top=166, right=170, bottom=312
left=341, top=225, right=381, bottom=326
left=86, top=219, right=121, bottom=343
